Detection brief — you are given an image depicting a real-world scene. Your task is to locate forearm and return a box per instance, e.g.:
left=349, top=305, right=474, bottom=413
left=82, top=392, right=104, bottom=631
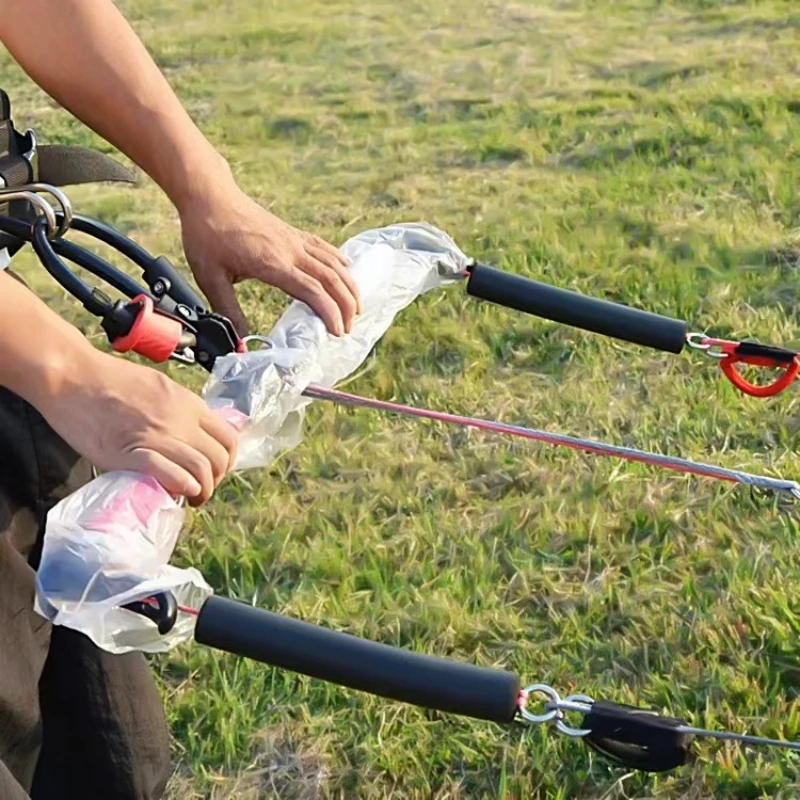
left=0, top=0, right=232, bottom=210
left=0, top=271, right=96, bottom=407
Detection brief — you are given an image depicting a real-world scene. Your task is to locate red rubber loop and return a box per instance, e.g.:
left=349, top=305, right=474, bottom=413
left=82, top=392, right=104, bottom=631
left=720, top=355, right=800, bottom=398
left=112, top=294, right=184, bottom=363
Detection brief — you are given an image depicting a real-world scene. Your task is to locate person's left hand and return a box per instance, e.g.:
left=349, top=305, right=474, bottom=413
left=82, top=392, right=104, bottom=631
left=178, top=185, right=362, bottom=337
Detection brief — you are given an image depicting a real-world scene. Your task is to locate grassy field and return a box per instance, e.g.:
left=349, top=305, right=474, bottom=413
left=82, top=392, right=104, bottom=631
left=3, top=0, right=800, bottom=796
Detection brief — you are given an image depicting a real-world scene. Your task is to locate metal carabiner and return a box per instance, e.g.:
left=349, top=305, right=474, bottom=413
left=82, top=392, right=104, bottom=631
left=684, top=331, right=728, bottom=359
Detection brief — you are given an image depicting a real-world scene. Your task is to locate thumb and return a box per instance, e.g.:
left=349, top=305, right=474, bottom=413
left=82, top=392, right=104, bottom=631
left=196, top=271, right=250, bottom=338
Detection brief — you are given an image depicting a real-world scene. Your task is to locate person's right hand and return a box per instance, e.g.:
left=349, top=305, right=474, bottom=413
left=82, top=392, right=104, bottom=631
left=33, top=346, right=238, bottom=506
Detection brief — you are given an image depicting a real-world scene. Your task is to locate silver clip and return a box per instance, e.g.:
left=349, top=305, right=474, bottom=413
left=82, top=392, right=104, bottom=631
left=517, top=684, right=593, bottom=738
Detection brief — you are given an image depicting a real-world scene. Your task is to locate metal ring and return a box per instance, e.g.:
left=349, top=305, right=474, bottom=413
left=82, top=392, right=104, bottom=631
left=685, top=332, right=711, bottom=350
left=24, top=183, right=73, bottom=237
left=554, top=694, right=594, bottom=738
left=685, top=332, right=727, bottom=359
left=0, top=183, right=73, bottom=238
left=241, top=334, right=273, bottom=350
left=518, top=683, right=561, bottom=725
left=0, top=189, right=58, bottom=238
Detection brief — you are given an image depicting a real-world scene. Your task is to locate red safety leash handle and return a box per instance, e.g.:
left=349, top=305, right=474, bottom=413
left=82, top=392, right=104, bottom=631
left=690, top=336, right=800, bottom=398
left=720, top=355, right=800, bottom=398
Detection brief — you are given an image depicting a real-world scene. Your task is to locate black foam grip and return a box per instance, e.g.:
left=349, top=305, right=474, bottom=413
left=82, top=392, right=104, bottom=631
left=467, top=263, right=687, bottom=355
left=194, top=595, right=521, bottom=723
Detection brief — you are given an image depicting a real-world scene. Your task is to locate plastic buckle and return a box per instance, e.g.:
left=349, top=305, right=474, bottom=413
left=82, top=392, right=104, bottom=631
left=109, top=293, right=185, bottom=363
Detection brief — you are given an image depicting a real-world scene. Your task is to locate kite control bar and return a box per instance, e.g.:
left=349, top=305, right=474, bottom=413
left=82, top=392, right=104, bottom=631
left=126, top=589, right=800, bottom=774
left=0, top=183, right=797, bottom=397
left=466, top=262, right=689, bottom=354
left=3, top=184, right=798, bottom=774
left=466, top=262, right=800, bottom=398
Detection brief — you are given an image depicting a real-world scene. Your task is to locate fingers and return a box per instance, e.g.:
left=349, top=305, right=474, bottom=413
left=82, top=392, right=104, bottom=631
left=199, top=410, right=239, bottom=473
left=305, top=243, right=362, bottom=317
left=280, top=270, right=345, bottom=336
left=125, top=449, right=202, bottom=498
left=196, top=270, right=250, bottom=338
left=195, top=428, right=234, bottom=486
left=302, top=252, right=359, bottom=333
left=303, top=234, right=362, bottom=314
left=132, top=438, right=221, bottom=506
left=123, top=407, right=238, bottom=506
left=157, top=439, right=215, bottom=504
left=306, top=233, right=351, bottom=267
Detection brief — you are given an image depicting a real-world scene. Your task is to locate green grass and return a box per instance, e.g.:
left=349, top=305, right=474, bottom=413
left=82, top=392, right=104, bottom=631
left=3, top=0, right=800, bottom=796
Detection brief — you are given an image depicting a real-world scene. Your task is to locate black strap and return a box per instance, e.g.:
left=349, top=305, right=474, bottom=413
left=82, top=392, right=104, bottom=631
left=0, top=88, right=137, bottom=254
left=582, top=700, right=693, bottom=773
left=0, top=153, right=32, bottom=188
left=36, top=144, right=136, bottom=186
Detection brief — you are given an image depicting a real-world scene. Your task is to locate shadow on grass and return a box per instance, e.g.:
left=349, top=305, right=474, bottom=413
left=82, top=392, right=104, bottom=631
left=556, top=132, right=712, bottom=171
left=590, top=61, right=708, bottom=89
left=677, top=15, right=800, bottom=42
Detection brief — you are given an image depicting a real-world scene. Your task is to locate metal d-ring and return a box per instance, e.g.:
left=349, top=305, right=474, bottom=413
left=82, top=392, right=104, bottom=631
left=241, top=334, right=273, bottom=350
left=0, top=188, right=58, bottom=239
left=23, top=183, right=73, bottom=236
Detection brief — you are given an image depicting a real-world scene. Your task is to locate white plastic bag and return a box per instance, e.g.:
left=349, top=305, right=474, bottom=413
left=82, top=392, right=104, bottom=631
left=34, top=471, right=208, bottom=653
left=203, top=222, right=469, bottom=470
left=34, top=222, right=469, bottom=653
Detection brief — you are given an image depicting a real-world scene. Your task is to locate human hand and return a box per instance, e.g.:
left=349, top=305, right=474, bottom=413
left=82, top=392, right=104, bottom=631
left=33, top=347, right=238, bottom=506
left=178, top=185, right=362, bottom=337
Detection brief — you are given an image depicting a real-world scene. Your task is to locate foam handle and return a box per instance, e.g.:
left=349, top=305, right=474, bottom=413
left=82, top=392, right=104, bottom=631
left=194, top=595, right=521, bottom=723
left=466, top=263, right=687, bottom=354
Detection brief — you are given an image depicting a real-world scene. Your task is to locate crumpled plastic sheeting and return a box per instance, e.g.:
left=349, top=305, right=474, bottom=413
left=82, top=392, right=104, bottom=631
left=203, top=222, right=469, bottom=470
left=34, top=222, right=470, bottom=654
left=34, top=471, right=211, bottom=653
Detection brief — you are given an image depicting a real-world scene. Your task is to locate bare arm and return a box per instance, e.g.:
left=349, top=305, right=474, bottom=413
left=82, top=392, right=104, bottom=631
left=0, top=270, right=93, bottom=407
left=0, top=270, right=237, bottom=503
left=0, top=0, right=360, bottom=336
left=0, top=0, right=230, bottom=211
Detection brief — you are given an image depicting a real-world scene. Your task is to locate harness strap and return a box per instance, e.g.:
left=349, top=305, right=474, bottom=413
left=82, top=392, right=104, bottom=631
left=36, top=144, right=136, bottom=187
left=0, top=88, right=136, bottom=255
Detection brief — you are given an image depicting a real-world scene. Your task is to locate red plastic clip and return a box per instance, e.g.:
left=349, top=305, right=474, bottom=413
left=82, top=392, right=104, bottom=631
left=699, top=337, right=800, bottom=398
left=112, top=294, right=184, bottom=363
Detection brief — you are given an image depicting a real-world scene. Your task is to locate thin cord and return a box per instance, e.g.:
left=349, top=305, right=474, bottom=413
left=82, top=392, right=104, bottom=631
left=302, top=384, right=800, bottom=497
